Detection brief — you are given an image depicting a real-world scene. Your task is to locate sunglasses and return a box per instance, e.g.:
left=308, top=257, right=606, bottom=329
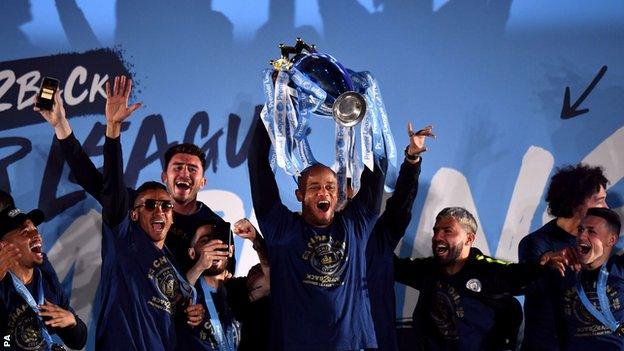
left=134, top=199, right=174, bottom=212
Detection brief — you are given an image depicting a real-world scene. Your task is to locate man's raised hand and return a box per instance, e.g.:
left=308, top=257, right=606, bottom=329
left=105, top=75, right=141, bottom=138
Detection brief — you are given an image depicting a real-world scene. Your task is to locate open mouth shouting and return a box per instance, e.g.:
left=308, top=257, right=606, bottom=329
left=433, top=242, right=449, bottom=257
left=151, top=218, right=166, bottom=233
left=317, top=200, right=331, bottom=212
left=578, top=242, right=592, bottom=256
left=29, top=241, right=43, bottom=260
left=175, top=179, right=192, bottom=192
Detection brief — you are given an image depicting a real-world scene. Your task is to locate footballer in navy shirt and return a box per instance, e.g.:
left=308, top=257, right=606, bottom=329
left=0, top=204, right=87, bottom=351
left=247, top=119, right=386, bottom=350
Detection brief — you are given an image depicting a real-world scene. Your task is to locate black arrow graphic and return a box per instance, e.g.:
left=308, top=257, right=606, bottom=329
left=560, top=65, right=607, bottom=119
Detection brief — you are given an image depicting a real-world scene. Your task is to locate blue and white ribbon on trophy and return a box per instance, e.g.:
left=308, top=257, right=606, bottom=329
left=260, top=65, right=397, bottom=206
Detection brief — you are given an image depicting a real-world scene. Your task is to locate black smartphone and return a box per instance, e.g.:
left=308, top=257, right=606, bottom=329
left=35, top=77, right=60, bottom=111
left=213, top=221, right=232, bottom=250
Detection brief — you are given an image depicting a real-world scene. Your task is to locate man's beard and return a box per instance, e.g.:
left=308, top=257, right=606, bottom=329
left=434, top=242, right=463, bottom=266
left=202, top=262, right=227, bottom=277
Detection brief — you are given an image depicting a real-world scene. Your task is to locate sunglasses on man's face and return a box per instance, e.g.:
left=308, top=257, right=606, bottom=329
left=134, top=199, right=174, bottom=212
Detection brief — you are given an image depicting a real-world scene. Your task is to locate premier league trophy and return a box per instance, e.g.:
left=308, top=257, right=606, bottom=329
left=260, top=38, right=397, bottom=205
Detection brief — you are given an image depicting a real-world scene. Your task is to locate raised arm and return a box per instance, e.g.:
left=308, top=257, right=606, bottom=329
left=352, top=153, right=387, bottom=216
left=37, top=90, right=106, bottom=203
left=376, top=124, right=434, bottom=245
left=101, top=76, right=141, bottom=228
left=247, top=119, right=283, bottom=219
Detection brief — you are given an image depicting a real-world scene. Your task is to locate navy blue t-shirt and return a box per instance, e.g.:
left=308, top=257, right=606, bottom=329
left=95, top=136, right=195, bottom=350
left=260, top=202, right=377, bottom=350
left=557, top=256, right=624, bottom=350
left=247, top=121, right=384, bottom=350
left=96, top=218, right=194, bottom=350
left=519, top=219, right=577, bottom=351
left=0, top=258, right=86, bottom=351
left=176, top=279, right=240, bottom=351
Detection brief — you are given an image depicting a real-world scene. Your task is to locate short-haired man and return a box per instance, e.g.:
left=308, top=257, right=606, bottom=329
left=177, top=218, right=270, bottom=351
left=519, top=164, right=609, bottom=350
left=247, top=119, right=386, bottom=350
left=37, top=81, right=224, bottom=273
left=395, top=207, right=556, bottom=351
left=59, top=76, right=203, bottom=349
left=553, top=207, right=624, bottom=350
left=0, top=202, right=87, bottom=350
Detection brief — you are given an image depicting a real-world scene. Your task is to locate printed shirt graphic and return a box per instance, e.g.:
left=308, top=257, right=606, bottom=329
left=96, top=218, right=193, bottom=350
left=260, top=203, right=376, bottom=350
left=559, top=257, right=624, bottom=350
left=247, top=121, right=383, bottom=350
left=0, top=258, right=77, bottom=351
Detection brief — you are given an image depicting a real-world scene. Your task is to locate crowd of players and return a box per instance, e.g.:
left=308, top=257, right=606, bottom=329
left=0, top=75, right=621, bottom=351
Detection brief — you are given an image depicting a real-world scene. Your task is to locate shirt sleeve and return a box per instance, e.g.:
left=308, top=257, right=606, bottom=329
left=54, top=316, right=88, bottom=350
left=518, top=234, right=549, bottom=264
left=42, top=266, right=88, bottom=349
left=246, top=120, right=290, bottom=243
left=374, top=157, right=421, bottom=249
left=477, top=258, right=556, bottom=296
left=101, top=136, right=131, bottom=229
left=56, top=132, right=105, bottom=204
left=394, top=255, right=430, bottom=290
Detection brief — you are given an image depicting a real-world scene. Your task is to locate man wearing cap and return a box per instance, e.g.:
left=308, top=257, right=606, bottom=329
left=0, top=202, right=87, bottom=351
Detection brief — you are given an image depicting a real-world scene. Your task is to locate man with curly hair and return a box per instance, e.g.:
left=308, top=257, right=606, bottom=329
left=518, top=163, right=609, bottom=351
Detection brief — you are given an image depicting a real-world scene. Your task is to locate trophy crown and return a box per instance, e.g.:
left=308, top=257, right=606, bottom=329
left=270, top=38, right=317, bottom=71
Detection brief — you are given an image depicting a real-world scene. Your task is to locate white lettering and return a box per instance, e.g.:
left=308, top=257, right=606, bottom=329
left=16, top=70, right=40, bottom=110
left=89, top=73, right=108, bottom=102
left=64, top=66, right=88, bottom=106
left=0, top=70, right=16, bottom=112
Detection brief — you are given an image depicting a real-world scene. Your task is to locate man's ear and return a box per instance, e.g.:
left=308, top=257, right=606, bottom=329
left=199, top=176, right=206, bottom=189
left=161, top=171, right=167, bottom=183
left=466, top=232, right=476, bottom=246
left=295, top=189, right=303, bottom=202
left=188, top=247, right=196, bottom=260
left=608, top=233, right=618, bottom=247
left=130, top=209, right=139, bottom=222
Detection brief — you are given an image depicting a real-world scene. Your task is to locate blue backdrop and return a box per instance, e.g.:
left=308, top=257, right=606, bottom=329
left=1, top=0, right=623, bottom=348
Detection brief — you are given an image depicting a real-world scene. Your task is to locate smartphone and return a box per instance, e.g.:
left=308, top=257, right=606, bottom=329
left=35, top=77, right=60, bottom=111
left=212, top=221, right=232, bottom=250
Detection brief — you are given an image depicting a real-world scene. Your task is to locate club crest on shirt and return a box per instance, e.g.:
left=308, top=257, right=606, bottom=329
left=302, top=235, right=347, bottom=287
left=564, top=283, right=621, bottom=336
left=147, top=256, right=181, bottom=314
left=431, top=282, right=463, bottom=340
left=7, top=303, right=46, bottom=351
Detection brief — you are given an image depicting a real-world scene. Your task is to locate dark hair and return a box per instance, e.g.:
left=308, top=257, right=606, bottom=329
left=136, top=181, right=168, bottom=196
left=164, top=143, right=206, bottom=172
left=586, top=207, right=621, bottom=236
left=546, top=164, right=608, bottom=218
left=0, top=189, right=15, bottom=212
left=297, top=163, right=336, bottom=190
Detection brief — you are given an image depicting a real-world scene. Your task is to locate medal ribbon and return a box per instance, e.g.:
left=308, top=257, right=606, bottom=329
left=576, top=262, right=620, bottom=332
left=200, top=279, right=235, bottom=351
left=9, top=269, right=54, bottom=351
